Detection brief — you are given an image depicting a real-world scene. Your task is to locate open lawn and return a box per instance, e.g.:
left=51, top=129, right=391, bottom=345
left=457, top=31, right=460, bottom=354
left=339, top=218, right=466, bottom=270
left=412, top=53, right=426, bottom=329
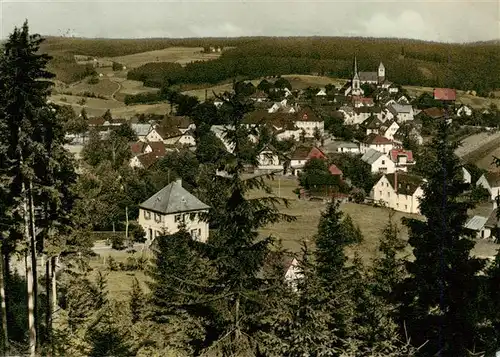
left=58, top=77, right=119, bottom=98
left=92, top=177, right=499, bottom=299
left=107, top=47, right=221, bottom=69
left=50, top=93, right=171, bottom=118
left=403, top=85, right=500, bottom=109
left=281, top=74, right=346, bottom=89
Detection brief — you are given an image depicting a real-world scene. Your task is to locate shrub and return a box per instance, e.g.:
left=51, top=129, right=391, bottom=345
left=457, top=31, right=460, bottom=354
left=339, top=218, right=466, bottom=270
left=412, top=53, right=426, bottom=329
left=110, top=234, right=126, bottom=250
left=87, top=76, right=99, bottom=85
left=129, top=222, right=147, bottom=243
left=106, top=256, right=118, bottom=271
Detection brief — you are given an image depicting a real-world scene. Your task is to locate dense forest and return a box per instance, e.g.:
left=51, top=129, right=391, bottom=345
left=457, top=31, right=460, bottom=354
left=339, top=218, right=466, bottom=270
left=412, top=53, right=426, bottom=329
left=125, top=37, right=500, bottom=93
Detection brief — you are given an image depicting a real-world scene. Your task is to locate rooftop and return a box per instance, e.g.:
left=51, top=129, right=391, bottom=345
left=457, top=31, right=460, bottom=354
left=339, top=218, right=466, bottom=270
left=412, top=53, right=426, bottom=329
left=385, top=172, right=424, bottom=196
left=139, top=179, right=210, bottom=215
left=364, top=133, right=392, bottom=145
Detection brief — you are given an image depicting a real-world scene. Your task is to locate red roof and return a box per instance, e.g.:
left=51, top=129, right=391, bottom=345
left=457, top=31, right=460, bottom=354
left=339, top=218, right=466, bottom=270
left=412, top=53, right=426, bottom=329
left=422, top=107, right=446, bottom=119
left=433, top=88, right=456, bottom=101
left=364, top=133, right=392, bottom=145
left=88, top=117, right=105, bottom=126
left=353, top=97, right=374, bottom=105
left=137, top=152, right=161, bottom=169
left=328, top=164, right=343, bottom=176
left=390, top=149, right=413, bottom=163
left=296, top=107, right=321, bottom=122
left=130, top=141, right=146, bottom=155
left=308, top=147, right=327, bottom=160
left=147, top=141, right=166, bottom=156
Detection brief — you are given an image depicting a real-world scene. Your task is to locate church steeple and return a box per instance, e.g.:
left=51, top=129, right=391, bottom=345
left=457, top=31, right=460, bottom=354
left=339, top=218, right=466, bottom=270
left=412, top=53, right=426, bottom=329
left=354, top=56, right=358, bottom=76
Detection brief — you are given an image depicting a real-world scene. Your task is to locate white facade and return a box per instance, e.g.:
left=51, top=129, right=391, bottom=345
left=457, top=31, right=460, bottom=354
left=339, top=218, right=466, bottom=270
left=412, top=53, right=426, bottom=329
left=457, top=105, right=473, bottom=117
left=145, top=128, right=164, bottom=142
left=294, top=120, right=324, bottom=138
left=360, top=141, right=394, bottom=154
left=372, top=175, right=423, bottom=214
left=257, top=148, right=283, bottom=172
left=382, top=121, right=400, bottom=140
left=138, top=208, right=209, bottom=243
left=276, top=129, right=301, bottom=141
left=364, top=153, right=396, bottom=174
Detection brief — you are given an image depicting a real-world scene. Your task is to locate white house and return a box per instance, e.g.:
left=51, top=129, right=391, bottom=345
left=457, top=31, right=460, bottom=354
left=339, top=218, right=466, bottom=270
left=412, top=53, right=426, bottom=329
left=131, top=123, right=153, bottom=142
left=457, top=104, right=473, bottom=117
left=387, top=104, right=414, bottom=122
left=329, top=141, right=360, bottom=154
left=389, top=149, right=415, bottom=172
left=138, top=179, right=210, bottom=245
left=462, top=167, right=472, bottom=184
left=372, top=172, right=424, bottom=214
left=289, top=146, right=327, bottom=176
left=316, top=88, right=327, bottom=97
left=476, top=172, right=500, bottom=207
left=381, top=120, right=400, bottom=140
left=360, top=133, right=394, bottom=154
left=256, top=145, right=287, bottom=173
left=464, top=215, right=491, bottom=239
left=338, top=106, right=356, bottom=124
left=361, top=148, right=396, bottom=174
left=275, top=128, right=302, bottom=141
left=129, top=152, right=162, bottom=170
left=294, top=108, right=324, bottom=138
left=163, top=130, right=196, bottom=147
left=210, top=125, right=235, bottom=153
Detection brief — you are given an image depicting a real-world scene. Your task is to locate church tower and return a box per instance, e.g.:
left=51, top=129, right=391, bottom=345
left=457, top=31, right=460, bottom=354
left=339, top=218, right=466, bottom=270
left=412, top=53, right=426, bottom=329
left=352, top=56, right=361, bottom=94
left=378, top=62, right=385, bottom=84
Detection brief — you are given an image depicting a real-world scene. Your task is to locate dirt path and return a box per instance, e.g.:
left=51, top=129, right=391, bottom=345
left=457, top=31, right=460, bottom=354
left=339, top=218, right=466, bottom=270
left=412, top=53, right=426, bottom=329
left=109, top=79, right=122, bottom=102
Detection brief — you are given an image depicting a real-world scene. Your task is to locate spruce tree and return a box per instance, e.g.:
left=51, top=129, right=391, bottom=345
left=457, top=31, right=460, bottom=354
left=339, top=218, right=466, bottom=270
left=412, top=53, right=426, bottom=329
left=313, top=200, right=362, bottom=344
left=402, top=120, right=486, bottom=355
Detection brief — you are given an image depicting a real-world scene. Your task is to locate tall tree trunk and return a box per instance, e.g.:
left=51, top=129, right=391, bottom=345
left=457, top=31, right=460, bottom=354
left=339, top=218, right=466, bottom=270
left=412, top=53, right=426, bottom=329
left=23, top=182, right=36, bottom=357
left=51, top=256, right=57, bottom=357
left=27, top=180, right=38, bottom=351
left=0, top=243, right=8, bottom=355
left=125, top=206, right=129, bottom=247
left=45, top=259, right=51, bottom=357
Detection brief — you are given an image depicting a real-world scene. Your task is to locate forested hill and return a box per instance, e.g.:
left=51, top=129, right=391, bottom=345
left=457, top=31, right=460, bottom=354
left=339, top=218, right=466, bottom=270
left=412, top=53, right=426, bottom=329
left=127, top=37, right=500, bottom=93
left=40, top=36, right=500, bottom=93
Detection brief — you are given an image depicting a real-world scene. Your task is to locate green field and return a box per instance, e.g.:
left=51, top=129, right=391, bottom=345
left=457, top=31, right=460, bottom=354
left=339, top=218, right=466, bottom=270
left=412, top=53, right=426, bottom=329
left=92, top=178, right=499, bottom=300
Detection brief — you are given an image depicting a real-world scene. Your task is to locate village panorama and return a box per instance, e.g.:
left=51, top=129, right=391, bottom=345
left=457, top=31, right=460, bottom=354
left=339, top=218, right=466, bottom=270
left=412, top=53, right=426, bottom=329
left=1, top=19, right=500, bottom=357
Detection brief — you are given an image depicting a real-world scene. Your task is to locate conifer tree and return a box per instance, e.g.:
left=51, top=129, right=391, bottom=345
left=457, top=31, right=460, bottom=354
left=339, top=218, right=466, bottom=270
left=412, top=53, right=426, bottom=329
left=313, top=200, right=362, bottom=344
left=129, top=278, right=145, bottom=324
left=402, top=120, right=486, bottom=355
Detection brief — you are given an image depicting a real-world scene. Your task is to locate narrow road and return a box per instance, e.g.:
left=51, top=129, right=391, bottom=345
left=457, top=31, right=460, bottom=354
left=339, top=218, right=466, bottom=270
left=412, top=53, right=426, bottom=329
left=109, top=78, right=122, bottom=102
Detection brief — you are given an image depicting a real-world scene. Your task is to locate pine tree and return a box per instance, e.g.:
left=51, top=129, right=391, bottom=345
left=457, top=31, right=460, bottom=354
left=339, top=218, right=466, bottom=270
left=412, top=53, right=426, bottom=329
left=0, top=21, right=77, bottom=356
left=402, top=120, right=486, bottom=355
left=313, top=200, right=362, bottom=344
left=129, top=278, right=145, bottom=324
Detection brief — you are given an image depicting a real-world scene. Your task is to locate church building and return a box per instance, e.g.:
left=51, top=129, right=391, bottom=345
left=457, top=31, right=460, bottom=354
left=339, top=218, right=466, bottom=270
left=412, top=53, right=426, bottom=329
left=344, top=57, right=388, bottom=96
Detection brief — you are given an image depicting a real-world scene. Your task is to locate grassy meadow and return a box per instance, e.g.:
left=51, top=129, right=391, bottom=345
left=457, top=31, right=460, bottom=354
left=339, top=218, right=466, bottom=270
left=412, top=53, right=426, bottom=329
left=92, top=177, right=499, bottom=300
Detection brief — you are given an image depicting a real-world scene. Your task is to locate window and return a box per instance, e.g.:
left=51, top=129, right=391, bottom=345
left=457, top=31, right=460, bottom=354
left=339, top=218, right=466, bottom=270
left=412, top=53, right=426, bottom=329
left=379, top=190, right=382, bottom=196
left=382, top=160, right=385, bottom=164
left=396, top=203, right=399, bottom=207
left=387, top=192, right=390, bottom=197
left=190, top=229, right=198, bottom=240
left=148, top=228, right=153, bottom=239
left=144, top=211, right=151, bottom=220
left=174, top=214, right=181, bottom=222
left=405, top=205, right=408, bottom=210
left=154, top=213, right=162, bottom=223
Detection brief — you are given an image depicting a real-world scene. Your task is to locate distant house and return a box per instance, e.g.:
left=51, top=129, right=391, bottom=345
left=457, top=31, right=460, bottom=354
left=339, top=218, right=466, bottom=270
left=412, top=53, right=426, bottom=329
left=256, top=145, right=288, bottom=173
left=386, top=104, right=414, bottom=122
left=372, top=172, right=424, bottom=214
left=352, top=96, right=374, bottom=108
left=163, top=130, right=196, bottom=147
left=389, top=149, right=415, bottom=171
left=360, top=133, right=394, bottom=154
left=354, top=106, right=383, bottom=124
left=138, top=179, right=210, bottom=244
left=131, top=123, right=153, bottom=141
left=146, top=125, right=181, bottom=143
left=130, top=141, right=147, bottom=156
left=328, top=141, right=360, bottom=154
left=294, top=107, right=324, bottom=138
left=361, top=148, right=396, bottom=174
left=476, top=172, right=500, bottom=208
left=249, top=91, right=269, bottom=102
left=316, top=88, right=327, bottom=97
left=415, top=107, right=448, bottom=122
left=462, top=167, right=472, bottom=184
left=328, top=164, right=343, bottom=180
left=129, top=151, right=163, bottom=169
left=465, top=215, right=491, bottom=239
left=144, top=141, right=167, bottom=156
left=362, top=115, right=384, bottom=135
left=381, top=120, right=400, bottom=140
left=262, top=252, right=301, bottom=291
left=433, top=88, right=457, bottom=102
left=338, top=106, right=356, bottom=124
left=393, top=124, right=424, bottom=146
left=210, top=125, right=236, bottom=153
left=290, top=146, right=327, bottom=176
left=456, top=104, right=473, bottom=117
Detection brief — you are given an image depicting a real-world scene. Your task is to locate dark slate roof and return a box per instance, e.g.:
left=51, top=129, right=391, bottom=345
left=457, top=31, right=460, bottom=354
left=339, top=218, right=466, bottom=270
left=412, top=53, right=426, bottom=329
left=358, top=71, right=378, bottom=82
left=484, top=172, right=500, bottom=187
left=361, top=148, right=385, bottom=165
left=139, top=180, right=210, bottom=214
left=385, top=172, right=424, bottom=196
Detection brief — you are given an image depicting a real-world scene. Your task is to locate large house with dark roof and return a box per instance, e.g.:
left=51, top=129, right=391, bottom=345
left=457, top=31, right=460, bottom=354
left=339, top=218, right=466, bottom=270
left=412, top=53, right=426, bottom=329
left=372, top=172, right=424, bottom=214
left=138, top=179, right=210, bottom=244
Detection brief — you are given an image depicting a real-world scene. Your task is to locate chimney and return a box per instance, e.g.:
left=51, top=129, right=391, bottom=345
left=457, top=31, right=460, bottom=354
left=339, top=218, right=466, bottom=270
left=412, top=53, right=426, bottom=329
left=176, top=178, right=182, bottom=186
left=394, top=171, right=398, bottom=194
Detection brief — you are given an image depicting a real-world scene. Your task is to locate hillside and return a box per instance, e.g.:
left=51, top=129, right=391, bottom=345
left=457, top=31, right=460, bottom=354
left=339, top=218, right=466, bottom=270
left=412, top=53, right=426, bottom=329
left=39, top=36, right=500, bottom=94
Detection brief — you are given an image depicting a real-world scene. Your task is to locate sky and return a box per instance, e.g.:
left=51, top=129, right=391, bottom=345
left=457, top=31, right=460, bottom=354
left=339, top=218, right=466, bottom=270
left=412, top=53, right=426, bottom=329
left=1, top=0, right=499, bottom=43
